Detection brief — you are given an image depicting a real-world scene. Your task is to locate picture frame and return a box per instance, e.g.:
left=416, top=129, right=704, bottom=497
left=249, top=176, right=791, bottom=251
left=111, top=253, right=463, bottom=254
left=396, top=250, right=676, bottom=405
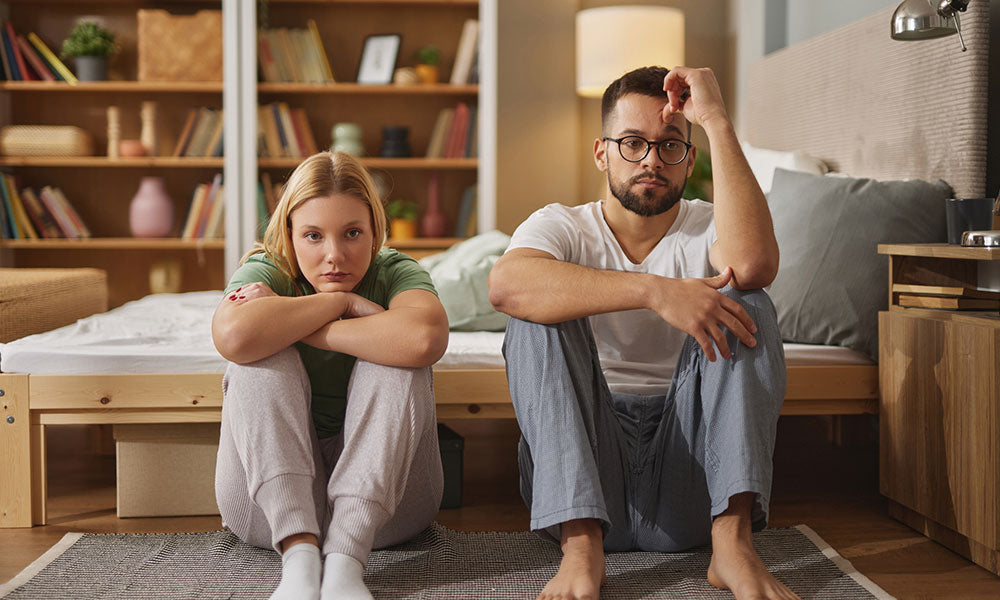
left=357, top=34, right=401, bottom=84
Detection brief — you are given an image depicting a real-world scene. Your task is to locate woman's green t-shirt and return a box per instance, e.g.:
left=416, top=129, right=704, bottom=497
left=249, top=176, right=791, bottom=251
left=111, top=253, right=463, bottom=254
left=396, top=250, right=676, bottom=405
left=223, top=248, right=438, bottom=438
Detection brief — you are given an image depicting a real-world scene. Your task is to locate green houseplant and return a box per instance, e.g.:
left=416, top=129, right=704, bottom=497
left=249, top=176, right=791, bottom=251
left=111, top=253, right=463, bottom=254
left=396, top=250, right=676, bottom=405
left=682, top=151, right=713, bottom=201
left=61, top=21, right=119, bottom=81
left=387, top=198, right=419, bottom=239
left=413, top=45, right=441, bottom=84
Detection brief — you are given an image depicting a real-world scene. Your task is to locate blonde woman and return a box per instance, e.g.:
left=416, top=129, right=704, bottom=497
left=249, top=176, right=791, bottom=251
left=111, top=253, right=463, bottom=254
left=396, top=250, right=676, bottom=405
left=211, top=152, right=448, bottom=600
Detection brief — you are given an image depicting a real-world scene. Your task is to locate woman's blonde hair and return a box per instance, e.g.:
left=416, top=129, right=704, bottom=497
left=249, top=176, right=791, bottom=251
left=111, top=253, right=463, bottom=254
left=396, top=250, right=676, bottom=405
left=242, top=151, right=387, bottom=285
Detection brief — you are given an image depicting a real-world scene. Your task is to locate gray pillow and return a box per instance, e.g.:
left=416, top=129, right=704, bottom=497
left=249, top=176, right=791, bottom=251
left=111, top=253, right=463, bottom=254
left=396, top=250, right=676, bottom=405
left=766, top=168, right=951, bottom=360
left=419, top=230, right=511, bottom=331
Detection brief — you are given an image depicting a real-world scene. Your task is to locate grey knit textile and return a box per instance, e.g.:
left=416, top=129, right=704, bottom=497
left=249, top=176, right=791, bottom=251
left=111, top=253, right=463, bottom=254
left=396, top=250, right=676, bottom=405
left=2, top=523, right=893, bottom=599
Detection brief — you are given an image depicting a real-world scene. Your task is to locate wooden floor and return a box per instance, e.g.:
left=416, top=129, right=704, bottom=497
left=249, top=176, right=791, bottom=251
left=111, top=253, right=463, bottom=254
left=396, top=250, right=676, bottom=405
left=2, top=416, right=999, bottom=599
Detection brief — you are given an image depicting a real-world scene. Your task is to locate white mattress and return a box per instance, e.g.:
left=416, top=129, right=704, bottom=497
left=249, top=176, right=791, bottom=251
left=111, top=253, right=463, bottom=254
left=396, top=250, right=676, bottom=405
left=0, top=291, right=871, bottom=376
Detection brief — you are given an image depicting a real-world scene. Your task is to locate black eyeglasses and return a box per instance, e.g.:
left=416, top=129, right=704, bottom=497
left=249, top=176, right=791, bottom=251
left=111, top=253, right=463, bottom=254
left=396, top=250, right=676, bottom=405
left=602, top=136, right=692, bottom=165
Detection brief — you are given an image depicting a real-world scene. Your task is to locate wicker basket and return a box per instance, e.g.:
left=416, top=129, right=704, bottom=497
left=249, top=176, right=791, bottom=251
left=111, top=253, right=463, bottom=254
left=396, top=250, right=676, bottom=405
left=0, top=268, right=108, bottom=343
left=0, top=125, right=95, bottom=157
left=138, top=9, right=223, bottom=82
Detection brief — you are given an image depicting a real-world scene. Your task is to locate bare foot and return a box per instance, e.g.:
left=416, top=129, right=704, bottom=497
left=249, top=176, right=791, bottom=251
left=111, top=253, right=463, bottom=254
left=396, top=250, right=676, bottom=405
left=707, top=494, right=800, bottom=600
left=537, top=519, right=605, bottom=600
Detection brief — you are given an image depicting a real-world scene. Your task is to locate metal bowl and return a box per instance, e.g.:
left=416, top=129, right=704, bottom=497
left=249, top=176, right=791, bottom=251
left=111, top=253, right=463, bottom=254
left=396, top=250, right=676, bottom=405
left=961, top=230, right=1000, bottom=247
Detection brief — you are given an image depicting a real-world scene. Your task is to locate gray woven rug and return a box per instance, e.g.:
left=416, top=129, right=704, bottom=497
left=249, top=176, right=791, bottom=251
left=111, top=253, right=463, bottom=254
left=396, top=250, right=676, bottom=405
left=1, top=523, right=894, bottom=599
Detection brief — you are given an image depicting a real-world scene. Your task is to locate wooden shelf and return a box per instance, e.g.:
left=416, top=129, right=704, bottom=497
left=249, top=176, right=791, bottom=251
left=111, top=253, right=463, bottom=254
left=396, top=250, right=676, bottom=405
left=0, top=238, right=225, bottom=250
left=0, top=157, right=224, bottom=168
left=878, top=243, right=1000, bottom=260
left=258, top=83, right=477, bottom=95
left=0, top=81, right=223, bottom=93
left=258, top=158, right=477, bottom=170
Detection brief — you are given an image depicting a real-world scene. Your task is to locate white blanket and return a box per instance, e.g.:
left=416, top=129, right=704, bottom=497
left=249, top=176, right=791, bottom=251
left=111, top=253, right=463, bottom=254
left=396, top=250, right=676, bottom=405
left=0, top=292, right=870, bottom=375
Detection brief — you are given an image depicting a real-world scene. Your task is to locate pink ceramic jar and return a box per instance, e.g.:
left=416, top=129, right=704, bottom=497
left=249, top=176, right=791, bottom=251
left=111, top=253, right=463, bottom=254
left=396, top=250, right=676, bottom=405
left=129, top=177, right=174, bottom=237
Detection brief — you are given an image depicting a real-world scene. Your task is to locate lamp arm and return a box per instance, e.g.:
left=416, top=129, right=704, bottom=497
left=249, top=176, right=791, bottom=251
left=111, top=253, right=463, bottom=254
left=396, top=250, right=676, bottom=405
left=937, top=0, right=970, bottom=51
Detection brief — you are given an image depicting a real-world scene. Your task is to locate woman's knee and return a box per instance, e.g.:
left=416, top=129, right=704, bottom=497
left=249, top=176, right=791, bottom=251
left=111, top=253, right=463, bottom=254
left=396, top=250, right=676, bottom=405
left=223, top=346, right=310, bottom=409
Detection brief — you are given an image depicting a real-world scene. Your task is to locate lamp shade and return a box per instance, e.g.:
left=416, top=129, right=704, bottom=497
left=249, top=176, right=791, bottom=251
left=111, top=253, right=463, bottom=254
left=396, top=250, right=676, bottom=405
left=576, top=6, right=685, bottom=98
left=891, top=0, right=957, bottom=40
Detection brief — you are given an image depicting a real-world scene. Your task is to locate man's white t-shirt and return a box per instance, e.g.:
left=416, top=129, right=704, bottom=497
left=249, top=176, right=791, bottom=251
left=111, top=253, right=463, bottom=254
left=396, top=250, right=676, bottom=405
left=506, top=199, right=718, bottom=396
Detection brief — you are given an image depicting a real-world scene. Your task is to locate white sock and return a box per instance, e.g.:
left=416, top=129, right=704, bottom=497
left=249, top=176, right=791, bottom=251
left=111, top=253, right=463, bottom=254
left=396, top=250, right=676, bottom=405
left=269, top=543, right=321, bottom=600
left=321, top=553, right=373, bottom=600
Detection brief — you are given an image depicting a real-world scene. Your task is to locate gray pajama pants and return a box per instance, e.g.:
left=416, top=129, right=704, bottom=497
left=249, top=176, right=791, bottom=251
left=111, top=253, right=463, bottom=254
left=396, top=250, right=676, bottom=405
left=215, top=347, right=443, bottom=565
left=503, top=287, right=785, bottom=552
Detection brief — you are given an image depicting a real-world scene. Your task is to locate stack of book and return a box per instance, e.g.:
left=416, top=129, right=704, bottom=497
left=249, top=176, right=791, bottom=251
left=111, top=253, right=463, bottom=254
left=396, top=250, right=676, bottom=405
left=0, top=173, right=90, bottom=239
left=173, top=108, right=225, bottom=158
left=0, top=23, right=78, bottom=83
left=895, top=284, right=1000, bottom=311
left=180, top=174, right=225, bottom=239
left=257, top=103, right=318, bottom=159
left=258, top=20, right=334, bottom=84
left=450, top=19, right=479, bottom=85
left=426, top=102, right=477, bottom=159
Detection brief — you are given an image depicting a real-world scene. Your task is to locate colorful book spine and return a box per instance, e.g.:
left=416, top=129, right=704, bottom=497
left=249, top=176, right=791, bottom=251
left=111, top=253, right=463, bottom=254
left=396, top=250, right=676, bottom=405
left=1, top=26, right=21, bottom=81
left=181, top=184, right=207, bottom=239
left=270, top=103, right=289, bottom=155
left=20, top=187, right=61, bottom=237
left=16, top=34, right=55, bottom=81
left=0, top=173, right=19, bottom=238
left=0, top=174, right=11, bottom=238
left=291, top=109, right=318, bottom=156
left=6, top=23, right=33, bottom=81
left=52, top=187, right=89, bottom=237
left=26, top=33, right=77, bottom=84
left=172, top=109, right=199, bottom=157
left=38, top=186, right=75, bottom=237
left=194, top=174, right=223, bottom=238
left=8, top=181, right=38, bottom=239
left=307, top=19, right=335, bottom=82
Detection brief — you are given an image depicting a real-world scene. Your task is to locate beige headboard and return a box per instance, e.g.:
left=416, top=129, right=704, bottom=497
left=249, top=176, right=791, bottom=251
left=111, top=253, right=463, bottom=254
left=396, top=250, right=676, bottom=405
left=743, top=2, right=990, bottom=197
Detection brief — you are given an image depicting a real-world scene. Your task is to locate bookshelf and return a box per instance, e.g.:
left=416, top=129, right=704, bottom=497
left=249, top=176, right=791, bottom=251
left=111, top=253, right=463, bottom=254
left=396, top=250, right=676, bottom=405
left=251, top=0, right=488, bottom=260
left=0, top=0, right=497, bottom=305
left=0, top=1, right=226, bottom=307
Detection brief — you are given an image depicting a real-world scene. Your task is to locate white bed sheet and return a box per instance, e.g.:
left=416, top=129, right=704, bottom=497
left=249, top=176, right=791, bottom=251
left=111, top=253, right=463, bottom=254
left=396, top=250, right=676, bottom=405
left=0, top=291, right=871, bottom=376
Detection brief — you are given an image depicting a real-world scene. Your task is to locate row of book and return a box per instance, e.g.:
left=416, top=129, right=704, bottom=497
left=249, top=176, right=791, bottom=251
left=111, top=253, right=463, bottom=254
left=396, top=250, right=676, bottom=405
left=180, top=174, right=225, bottom=239
left=0, top=173, right=90, bottom=239
left=257, top=103, right=319, bottom=159
left=258, top=21, right=334, bottom=84
left=0, top=22, right=78, bottom=83
left=173, top=108, right=225, bottom=158
left=426, top=103, right=477, bottom=159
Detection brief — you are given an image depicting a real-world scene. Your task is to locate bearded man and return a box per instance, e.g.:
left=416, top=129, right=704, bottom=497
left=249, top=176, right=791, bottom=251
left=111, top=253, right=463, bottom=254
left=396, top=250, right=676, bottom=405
left=488, top=66, right=798, bottom=600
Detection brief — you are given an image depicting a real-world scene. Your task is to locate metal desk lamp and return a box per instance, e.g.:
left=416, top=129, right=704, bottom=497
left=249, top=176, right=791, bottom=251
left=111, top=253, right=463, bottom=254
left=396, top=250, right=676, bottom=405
left=890, top=0, right=971, bottom=51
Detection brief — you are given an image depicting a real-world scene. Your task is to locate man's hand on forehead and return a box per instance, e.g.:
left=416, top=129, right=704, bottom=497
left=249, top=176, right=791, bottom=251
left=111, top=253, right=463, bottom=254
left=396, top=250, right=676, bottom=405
left=660, top=66, right=729, bottom=130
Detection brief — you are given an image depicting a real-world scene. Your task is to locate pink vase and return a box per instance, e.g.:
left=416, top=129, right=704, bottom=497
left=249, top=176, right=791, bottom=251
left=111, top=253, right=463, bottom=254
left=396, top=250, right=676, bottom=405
left=421, top=175, right=448, bottom=237
left=129, top=177, right=174, bottom=237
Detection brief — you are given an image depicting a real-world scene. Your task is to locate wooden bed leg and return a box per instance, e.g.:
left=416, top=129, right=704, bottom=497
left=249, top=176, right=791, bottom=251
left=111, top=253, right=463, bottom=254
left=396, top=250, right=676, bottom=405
left=0, top=374, right=32, bottom=528
left=31, top=424, right=47, bottom=525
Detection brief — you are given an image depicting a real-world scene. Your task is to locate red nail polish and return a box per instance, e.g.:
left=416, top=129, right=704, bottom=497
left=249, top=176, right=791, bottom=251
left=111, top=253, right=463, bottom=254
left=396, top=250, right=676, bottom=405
left=228, top=294, right=236, bottom=300
left=238, top=296, right=245, bottom=300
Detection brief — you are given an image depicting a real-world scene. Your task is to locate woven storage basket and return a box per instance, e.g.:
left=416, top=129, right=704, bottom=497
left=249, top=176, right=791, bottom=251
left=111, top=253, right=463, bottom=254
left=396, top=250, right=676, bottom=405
left=0, top=268, right=108, bottom=343
left=138, top=9, right=223, bottom=82
left=0, top=126, right=94, bottom=157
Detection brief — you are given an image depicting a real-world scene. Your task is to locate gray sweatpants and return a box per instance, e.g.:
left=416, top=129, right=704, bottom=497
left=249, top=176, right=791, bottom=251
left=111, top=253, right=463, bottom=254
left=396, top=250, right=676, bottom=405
left=504, top=287, right=785, bottom=552
left=215, top=347, right=443, bottom=565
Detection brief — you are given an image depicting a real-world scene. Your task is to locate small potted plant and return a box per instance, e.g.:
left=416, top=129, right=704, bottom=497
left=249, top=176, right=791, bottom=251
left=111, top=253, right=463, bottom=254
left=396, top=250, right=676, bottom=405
left=413, top=45, right=441, bottom=84
left=387, top=198, right=419, bottom=239
left=61, top=21, right=119, bottom=82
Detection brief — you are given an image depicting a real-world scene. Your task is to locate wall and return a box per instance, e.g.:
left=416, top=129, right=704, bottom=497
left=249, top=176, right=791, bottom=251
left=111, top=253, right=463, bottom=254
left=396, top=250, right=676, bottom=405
left=786, top=1, right=898, bottom=46
left=495, top=0, right=733, bottom=233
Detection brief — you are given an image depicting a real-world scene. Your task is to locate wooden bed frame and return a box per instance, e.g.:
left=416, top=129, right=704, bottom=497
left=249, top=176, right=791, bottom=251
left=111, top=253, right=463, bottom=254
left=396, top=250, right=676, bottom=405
left=0, top=363, right=877, bottom=528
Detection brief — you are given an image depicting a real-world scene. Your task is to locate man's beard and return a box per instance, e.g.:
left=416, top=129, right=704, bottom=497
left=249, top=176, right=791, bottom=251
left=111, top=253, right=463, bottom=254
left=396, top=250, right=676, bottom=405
left=609, top=170, right=686, bottom=217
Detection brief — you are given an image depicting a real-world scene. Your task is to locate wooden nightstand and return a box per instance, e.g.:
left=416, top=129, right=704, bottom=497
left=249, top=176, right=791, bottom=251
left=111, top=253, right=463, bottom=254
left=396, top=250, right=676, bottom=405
left=877, top=243, right=1000, bottom=575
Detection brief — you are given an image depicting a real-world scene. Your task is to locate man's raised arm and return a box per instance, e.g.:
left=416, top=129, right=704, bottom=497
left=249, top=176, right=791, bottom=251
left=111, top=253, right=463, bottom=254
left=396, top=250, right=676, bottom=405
left=663, top=67, right=779, bottom=290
